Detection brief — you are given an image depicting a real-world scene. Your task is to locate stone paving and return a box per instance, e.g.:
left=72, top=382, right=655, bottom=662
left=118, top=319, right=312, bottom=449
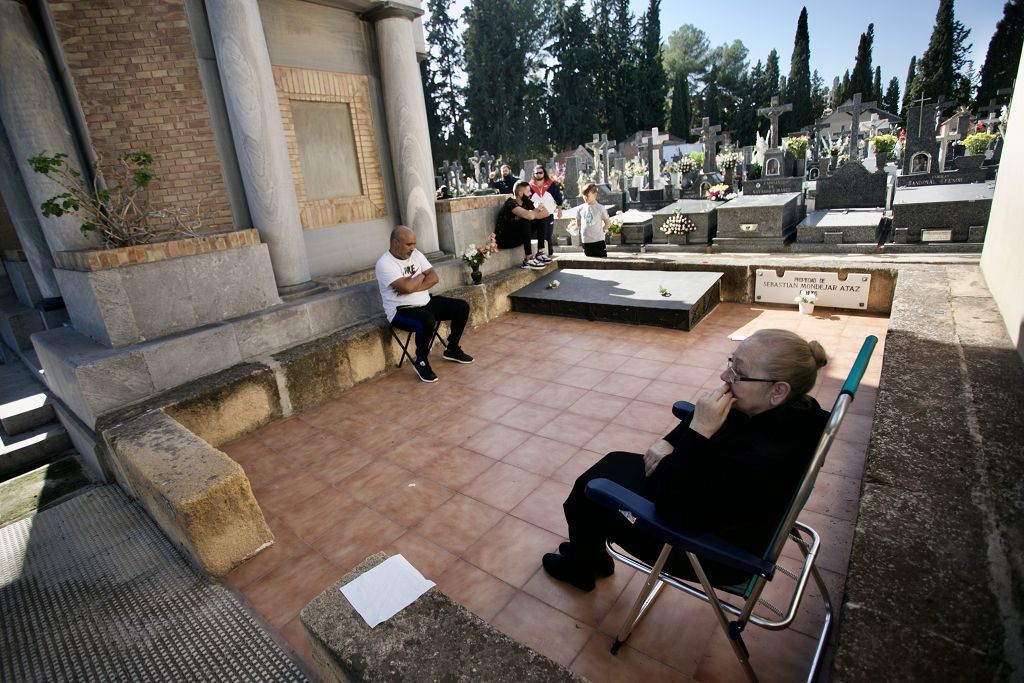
left=221, top=304, right=888, bottom=682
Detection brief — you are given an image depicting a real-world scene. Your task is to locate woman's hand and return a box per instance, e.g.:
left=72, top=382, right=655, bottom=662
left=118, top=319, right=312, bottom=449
left=689, top=384, right=735, bottom=439
left=643, top=439, right=674, bottom=477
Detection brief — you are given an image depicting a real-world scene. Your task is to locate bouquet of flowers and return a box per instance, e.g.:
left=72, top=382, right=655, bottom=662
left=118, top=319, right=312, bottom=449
left=786, top=136, right=810, bottom=158
left=706, top=183, right=733, bottom=201
left=716, top=151, right=741, bottom=169
left=871, top=134, right=898, bottom=159
left=677, top=155, right=695, bottom=173
left=462, top=233, right=499, bottom=268
left=552, top=162, right=566, bottom=188
left=660, top=210, right=697, bottom=235
left=607, top=214, right=624, bottom=236
left=794, top=290, right=818, bottom=304
left=625, top=159, right=647, bottom=177
left=662, top=160, right=678, bottom=175
left=962, top=132, right=998, bottom=155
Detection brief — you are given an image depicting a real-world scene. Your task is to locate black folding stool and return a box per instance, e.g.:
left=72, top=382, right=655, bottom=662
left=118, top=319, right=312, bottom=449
left=388, top=320, right=447, bottom=368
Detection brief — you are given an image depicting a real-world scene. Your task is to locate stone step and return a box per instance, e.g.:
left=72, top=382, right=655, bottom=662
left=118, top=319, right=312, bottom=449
left=0, top=421, right=72, bottom=480
left=0, top=454, right=93, bottom=528
left=0, top=361, right=54, bottom=437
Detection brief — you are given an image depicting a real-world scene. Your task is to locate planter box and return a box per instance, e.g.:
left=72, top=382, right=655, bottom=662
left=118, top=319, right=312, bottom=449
left=53, top=229, right=281, bottom=348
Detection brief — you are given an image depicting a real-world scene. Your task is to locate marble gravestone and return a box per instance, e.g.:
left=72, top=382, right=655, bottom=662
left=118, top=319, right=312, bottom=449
left=891, top=183, right=993, bottom=244
left=616, top=208, right=654, bottom=245
left=814, top=161, right=887, bottom=210
left=713, top=193, right=804, bottom=251
left=651, top=199, right=719, bottom=247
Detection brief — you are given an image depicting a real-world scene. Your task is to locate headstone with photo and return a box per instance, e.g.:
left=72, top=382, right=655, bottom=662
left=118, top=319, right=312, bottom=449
left=901, top=95, right=940, bottom=176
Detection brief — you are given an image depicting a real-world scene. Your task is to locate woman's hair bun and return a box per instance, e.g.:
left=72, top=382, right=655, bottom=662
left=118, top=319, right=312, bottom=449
left=808, top=340, right=828, bottom=368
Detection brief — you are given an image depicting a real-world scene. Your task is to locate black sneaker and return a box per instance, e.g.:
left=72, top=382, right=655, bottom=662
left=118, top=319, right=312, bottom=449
left=442, top=346, right=474, bottom=364
left=413, top=359, right=438, bottom=382
left=542, top=552, right=596, bottom=591
left=559, top=542, right=614, bottom=577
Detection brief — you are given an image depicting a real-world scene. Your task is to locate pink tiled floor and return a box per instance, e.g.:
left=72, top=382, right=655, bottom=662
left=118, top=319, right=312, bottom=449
left=221, top=304, right=887, bottom=682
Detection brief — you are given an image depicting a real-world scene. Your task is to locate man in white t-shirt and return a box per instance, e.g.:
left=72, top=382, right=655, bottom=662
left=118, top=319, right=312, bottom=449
left=375, top=225, right=473, bottom=383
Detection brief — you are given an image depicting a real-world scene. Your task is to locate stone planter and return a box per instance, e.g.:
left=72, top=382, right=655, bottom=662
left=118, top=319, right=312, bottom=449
left=874, top=153, right=889, bottom=172
left=52, top=229, right=280, bottom=348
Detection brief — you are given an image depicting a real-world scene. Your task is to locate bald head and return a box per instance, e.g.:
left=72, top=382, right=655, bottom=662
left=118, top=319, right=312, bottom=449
left=389, top=225, right=417, bottom=260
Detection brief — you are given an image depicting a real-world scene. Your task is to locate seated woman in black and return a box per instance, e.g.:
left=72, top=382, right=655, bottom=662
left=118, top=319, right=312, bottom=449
left=543, top=329, right=830, bottom=591
left=495, top=181, right=550, bottom=270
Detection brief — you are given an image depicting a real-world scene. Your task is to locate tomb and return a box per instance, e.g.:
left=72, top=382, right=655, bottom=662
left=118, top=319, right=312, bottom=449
left=797, top=209, right=885, bottom=248
left=509, top=269, right=723, bottom=331
left=616, top=209, right=654, bottom=245
left=814, top=162, right=887, bottom=210
left=891, top=183, right=994, bottom=244
left=651, top=199, right=718, bottom=247
left=713, top=193, right=804, bottom=251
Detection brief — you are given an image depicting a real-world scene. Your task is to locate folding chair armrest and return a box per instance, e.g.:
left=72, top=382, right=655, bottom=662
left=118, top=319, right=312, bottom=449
left=585, top=478, right=775, bottom=579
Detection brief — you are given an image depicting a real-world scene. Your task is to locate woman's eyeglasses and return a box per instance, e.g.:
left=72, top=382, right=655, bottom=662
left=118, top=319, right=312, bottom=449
left=724, top=358, right=779, bottom=383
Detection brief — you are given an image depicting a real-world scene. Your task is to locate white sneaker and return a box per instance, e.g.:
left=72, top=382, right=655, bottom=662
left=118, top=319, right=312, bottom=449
left=525, top=258, right=546, bottom=269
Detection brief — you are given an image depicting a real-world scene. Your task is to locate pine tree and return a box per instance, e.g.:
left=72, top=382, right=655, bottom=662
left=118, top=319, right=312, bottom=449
left=901, top=55, right=917, bottom=115
left=873, top=66, right=883, bottom=103
left=668, top=69, right=692, bottom=140
left=976, top=0, right=1024, bottom=107
left=850, top=23, right=874, bottom=98
left=883, top=77, right=901, bottom=114
left=421, top=0, right=468, bottom=169
left=913, top=0, right=956, bottom=102
left=786, top=7, right=812, bottom=132
left=548, top=1, right=599, bottom=149
left=636, top=0, right=668, bottom=131
left=810, top=70, right=827, bottom=119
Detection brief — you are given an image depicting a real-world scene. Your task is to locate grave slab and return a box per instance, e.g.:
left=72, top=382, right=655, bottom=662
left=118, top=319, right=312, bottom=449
left=617, top=209, right=654, bottom=245
left=715, top=192, right=804, bottom=240
left=891, top=183, right=994, bottom=243
left=509, top=268, right=722, bottom=330
left=651, top=199, right=718, bottom=246
left=815, top=162, right=887, bottom=209
left=797, top=209, right=884, bottom=244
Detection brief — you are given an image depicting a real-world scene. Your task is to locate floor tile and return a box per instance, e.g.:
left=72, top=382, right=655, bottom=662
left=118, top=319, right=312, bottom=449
left=551, top=448, right=605, bottom=486
left=570, top=632, right=693, bottom=683
left=462, top=423, right=532, bottom=459
left=533, top=383, right=588, bottom=409
left=251, top=470, right=331, bottom=516
left=383, top=435, right=451, bottom=472
left=567, top=391, right=631, bottom=422
left=591, top=372, right=652, bottom=400
left=502, top=435, right=579, bottom=478
left=490, top=592, right=593, bottom=667
left=660, top=363, right=718, bottom=387
left=692, top=617, right=819, bottom=683
left=241, top=547, right=339, bottom=628
left=423, top=411, right=489, bottom=446
left=552, top=365, right=611, bottom=390
left=279, top=616, right=316, bottom=676
left=613, top=399, right=679, bottom=435
left=463, top=516, right=563, bottom=588
left=225, top=517, right=311, bottom=591
left=276, top=485, right=364, bottom=543
left=255, top=417, right=322, bottom=452
left=310, top=504, right=405, bottom=572
left=537, top=412, right=608, bottom=447
left=522, top=557, right=636, bottom=628
left=414, top=493, right=505, bottom=554
left=383, top=531, right=458, bottom=581
left=435, top=559, right=517, bottom=621
left=497, top=402, right=557, bottom=432
left=613, top=357, right=672, bottom=380
left=583, top=423, right=658, bottom=455
left=577, top=351, right=632, bottom=372
left=635, top=380, right=702, bottom=407
left=369, top=476, right=454, bottom=528
left=466, top=393, right=522, bottom=421
left=509, top=479, right=572, bottom=537
left=461, top=461, right=545, bottom=512
left=424, top=447, right=497, bottom=490
left=336, top=459, right=416, bottom=504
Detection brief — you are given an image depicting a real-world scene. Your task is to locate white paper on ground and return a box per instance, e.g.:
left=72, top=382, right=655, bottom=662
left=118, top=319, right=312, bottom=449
left=339, top=554, right=435, bottom=628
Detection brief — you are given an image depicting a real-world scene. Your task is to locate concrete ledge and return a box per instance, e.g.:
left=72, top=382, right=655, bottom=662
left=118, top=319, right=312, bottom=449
left=301, top=552, right=582, bottom=683
left=101, top=410, right=272, bottom=577
left=831, top=265, right=1024, bottom=680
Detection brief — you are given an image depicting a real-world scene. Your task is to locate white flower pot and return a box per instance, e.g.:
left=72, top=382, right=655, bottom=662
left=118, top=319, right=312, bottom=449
left=799, top=302, right=815, bottom=315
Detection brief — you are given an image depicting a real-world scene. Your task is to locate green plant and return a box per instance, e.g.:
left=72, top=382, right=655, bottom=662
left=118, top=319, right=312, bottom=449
left=688, top=151, right=704, bottom=169
left=748, top=162, right=762, bottom=179
left=786, top=136, right=810, bottom=158
left=28, top=150, right=203, bottom=248
left=871, top=134, right=898, bottom=158
left=607, top=215, right=623, bottom=236
left=962, top=132, right=998, bottom=155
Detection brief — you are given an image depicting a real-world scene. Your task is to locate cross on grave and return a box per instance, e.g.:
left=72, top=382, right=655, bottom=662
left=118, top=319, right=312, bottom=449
left=451, top=161, right=463, bottom=194
left=479, top=150, right=494, bottom=182
left=757, top=96, right=793, bottom=148
left=978, top=98, right=1002, bottom=133
left=910, top=93, right=932, bottom=137
left=837, top=93, right=876, bottom=161
left=586, top=134, right=608, bottom=184
left=932, top=95, right=955, bottom=132
left=935, top=125, right=961, bottom=170
left=467, top=150, right=483, bottom=185
left=438, top=160, right=453, bottom=190
left=641, top=127, right=670, bottom=189
left=811, top=118, right=831, bottom=162
left=691, top=117, right=725, bottom=173
left=601, top=134, right=616, bottom=185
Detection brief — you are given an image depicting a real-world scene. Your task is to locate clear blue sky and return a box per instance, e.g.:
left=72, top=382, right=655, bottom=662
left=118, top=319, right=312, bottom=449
left=633, top=0, right=1007, bottom=90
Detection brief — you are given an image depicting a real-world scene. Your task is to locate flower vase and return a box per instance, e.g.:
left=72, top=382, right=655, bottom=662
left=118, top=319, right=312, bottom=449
left=470, top=265, right=482, bottom=285
left=798, top=302, right=815, bottom=315
left=875, top=154, right=888, bottom=172
left=724, top=167, right=734, bottom=185
left=670, top=172, right=680, bottom=187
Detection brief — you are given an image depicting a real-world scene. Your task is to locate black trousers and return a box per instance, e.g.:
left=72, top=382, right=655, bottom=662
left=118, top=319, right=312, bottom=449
left=563, top=451, right=748, bottom=586
left=582, top=240, right=607, bottom=257
left=534, top=216, right=555, bottom=255
left=497, top=218, right=544, bottom=258
left=391, top=295, right=469, bottom=362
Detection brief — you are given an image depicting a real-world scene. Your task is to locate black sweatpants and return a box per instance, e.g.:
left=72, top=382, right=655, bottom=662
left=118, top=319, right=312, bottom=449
left=582, top=240, right=608, bottom=257
left=497, top=218, right=544, bottom=258
left=563, top=451, right=748, bottom=586
left=392, top=295, right=469, bottom=362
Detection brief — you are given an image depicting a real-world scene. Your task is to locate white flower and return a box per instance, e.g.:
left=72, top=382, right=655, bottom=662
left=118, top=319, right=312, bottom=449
left=794, top=290, right=818, bottom=304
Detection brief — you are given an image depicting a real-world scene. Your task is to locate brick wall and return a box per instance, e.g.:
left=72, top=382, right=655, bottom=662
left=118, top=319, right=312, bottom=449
left=48, top=0, right=234, bottom=231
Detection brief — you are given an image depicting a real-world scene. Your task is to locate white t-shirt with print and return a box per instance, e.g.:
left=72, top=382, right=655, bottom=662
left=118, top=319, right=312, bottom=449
left=375, top=248, right=432, bottom=321
left=579, top=202, right=610, bottom=244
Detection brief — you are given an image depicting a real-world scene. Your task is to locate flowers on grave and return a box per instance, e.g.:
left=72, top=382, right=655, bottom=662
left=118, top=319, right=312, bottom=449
left=871, top=134, right=898, bottom=159
left=625, top=160, right=647, bottom=177
left=462, top=233, right=498, bottom=269
left=658, top=285, right=671, bottom=297
left=607, top=215, right=624, bottom=236
left=676, top=155, right=695, bottom=173
left=793, top=290, right=818, bottom=304
left=962, top=132, right=998, bottom=155
left=552, top=162, right=566, bottom=188
left=716, top=151, right=742, bottom=169
left=546, top=279, right=560, bottom=289
left=689, top=151, right=704, bottom=169
left=786, top=136, right=810, bottom=159
left=660, top=210, right=697, bottom=235
left=565, top=218, right=580, bottom=236
left=706, top=183, right=733, bottom=201
left=747, top=162, right=762, bottom=179
left=662, top=160, right=678, bottom=175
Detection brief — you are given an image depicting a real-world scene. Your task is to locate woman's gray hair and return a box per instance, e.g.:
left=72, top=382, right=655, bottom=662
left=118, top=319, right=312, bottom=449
left=750, top=329, right=828, bottom=398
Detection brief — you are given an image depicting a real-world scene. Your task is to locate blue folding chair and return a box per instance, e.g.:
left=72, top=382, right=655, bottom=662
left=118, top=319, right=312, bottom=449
left=586, top=336, right=878, bottom=683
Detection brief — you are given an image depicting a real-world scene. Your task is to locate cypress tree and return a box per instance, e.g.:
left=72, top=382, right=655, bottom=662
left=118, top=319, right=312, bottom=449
left=637, top=0, right=668, bottom=131
left=976, top=0, right=1024, bottom=107
left=764, top=49, right=781, bottom=100
left=914, top=0, right=956, bottom=101
left=786, top=7, right=812, bottom=131
left=883, top=77, right=901, bottom=115
left=668, top=69, right=692, bottom=140
left=548, top=1, right=599, bottom=149
left=901, top=55, right=917, bottom=115
left=810, top=69, right=827, bottom=118
left=873, top=66, right=883, bottom=103
left=850, top=23, right=874, bottom=97
left=841, top=70, right=851, bottom=103
left=421, top=0, right=468, bottom=169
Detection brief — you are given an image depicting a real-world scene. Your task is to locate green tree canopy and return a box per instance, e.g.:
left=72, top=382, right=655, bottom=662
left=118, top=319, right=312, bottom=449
left=976, top=0, right=1024, bottom=107
left=901, top=55, right=917, bottom=115
left=668, top=68, right=692, bottom=140
left=911, top=0, right=956, bottom=103
left=421, top=0, right=468, bottom=169
left=850, top=23, right=875, bottom=98
left=786, top=7, right=812, bottom=132
left=636, top=0, right=668, bottom=131
left=883, top=76, right=901, bottom=115
left=547, top=0, right=599, bottom=149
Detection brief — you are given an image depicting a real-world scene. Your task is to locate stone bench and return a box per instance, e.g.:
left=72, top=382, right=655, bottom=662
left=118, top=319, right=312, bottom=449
left=301, top=552, right=581, bottom=683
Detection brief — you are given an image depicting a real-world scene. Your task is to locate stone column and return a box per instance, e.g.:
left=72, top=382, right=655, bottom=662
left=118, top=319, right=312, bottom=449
left=205, top=0, right=316, bottom=294
left=363, top=2, right=440, bottom=254
left=0, top=0, right=98, bottom=255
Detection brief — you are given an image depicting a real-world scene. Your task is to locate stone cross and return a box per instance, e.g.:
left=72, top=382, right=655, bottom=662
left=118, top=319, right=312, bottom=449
left=811, top=118, right=831, bottom=162
left=757, top=96, right=793, bottom=148
left=691, top=117, right=725, bottom=173
left=479, top=150, right=494, bottom=182
left=601, top=134, right=616, bottom=185
left=586, top=134, right=609, bottom=184
left=978, top=98, right=1002, bottom=133
left=467, top=150, right=483, bottom=185
left=641, top=127, right=669, bottom=189
left=936, top=125, right=961, bottom=171
left=438, top=161, right=453, bottom=190
left=451, top=161, right=463, bottom=194
left=838, top=93, right=876, bottom=161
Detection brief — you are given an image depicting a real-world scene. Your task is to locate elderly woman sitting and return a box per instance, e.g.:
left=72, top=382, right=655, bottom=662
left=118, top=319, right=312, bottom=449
left=543, top=329, right=830, bottom=591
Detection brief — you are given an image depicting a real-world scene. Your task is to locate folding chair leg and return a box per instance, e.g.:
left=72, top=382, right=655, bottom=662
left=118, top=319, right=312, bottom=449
left=805, top=558, right=833, bottom=683
left=610, top=544, right=672, bottom=655
left=686, top=551, right=759, bottom=683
